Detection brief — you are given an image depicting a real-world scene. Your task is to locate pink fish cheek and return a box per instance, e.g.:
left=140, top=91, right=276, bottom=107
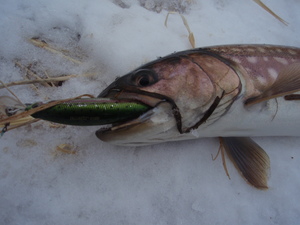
left=139, top=77, right=184, bottom=106
left=143, top=59, right=216, bottom=111
left=173, top=70, right=215, bottom=111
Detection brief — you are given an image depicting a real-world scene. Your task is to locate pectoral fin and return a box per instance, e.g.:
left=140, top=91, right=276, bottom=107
left=220, top=137, right=270, bottom=189
left=245, top=63, right=300, bottom=106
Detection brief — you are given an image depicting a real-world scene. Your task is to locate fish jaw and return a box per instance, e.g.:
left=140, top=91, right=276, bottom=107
left=96, top=102, right=182, bottom=146
left=97, top=81, right=180, bottom=145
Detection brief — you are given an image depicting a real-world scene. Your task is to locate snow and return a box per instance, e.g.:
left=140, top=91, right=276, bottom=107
left=0, top=0, right=300, bottom=224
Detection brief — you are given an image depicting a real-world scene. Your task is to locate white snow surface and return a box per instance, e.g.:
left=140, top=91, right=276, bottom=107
left=1, top=0, right=300, bottom=224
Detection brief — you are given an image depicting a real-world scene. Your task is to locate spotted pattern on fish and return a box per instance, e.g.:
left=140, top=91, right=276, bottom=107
left=204, top=45, right=300, bottom=99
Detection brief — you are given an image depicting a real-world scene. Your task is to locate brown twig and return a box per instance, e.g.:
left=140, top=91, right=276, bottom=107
left=253, top=0, right=288, bottom=26
left=0, top=80, right=24, bottom=105
left=0, top=75, right=78, bottom=89
left=29, top=38, right=82, bottom=64
left=165, top=11, right=196, bottom=48
left=15, top=61, right=51, bottom=88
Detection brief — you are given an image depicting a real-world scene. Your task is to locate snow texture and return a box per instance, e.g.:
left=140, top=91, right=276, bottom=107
left=0, top=0, right=300, bottom=224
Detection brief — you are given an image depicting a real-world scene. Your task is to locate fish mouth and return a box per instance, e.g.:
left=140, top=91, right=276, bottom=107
left=95, top=88, right=178, bottom=137
left=95, top=105, right=155, bottom=136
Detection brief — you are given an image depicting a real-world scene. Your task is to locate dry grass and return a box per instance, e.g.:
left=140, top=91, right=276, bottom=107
left=253, top=0, right=288, bottom=26
left=165, top=12, right=195, bottom=48
left=0, top=75, right=78, bottom=89
left=55, top=143, right=77, bottom=155
left=29, top=38, right=82, bottom=64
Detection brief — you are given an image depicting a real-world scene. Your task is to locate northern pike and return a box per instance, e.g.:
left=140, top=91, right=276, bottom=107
left=1, top=44, right=299, bottom=189
left=96, top=44, right=300, bottom=189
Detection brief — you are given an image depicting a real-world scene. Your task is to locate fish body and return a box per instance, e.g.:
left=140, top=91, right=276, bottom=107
left=97, top=45, right=300, bottom=146
left=96, top=44, right=300, bottom=189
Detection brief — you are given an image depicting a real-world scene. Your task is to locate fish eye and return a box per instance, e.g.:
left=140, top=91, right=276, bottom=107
left=132, top=69, right=158, bottom=87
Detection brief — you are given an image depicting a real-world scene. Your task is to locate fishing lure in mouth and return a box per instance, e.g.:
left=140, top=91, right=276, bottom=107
left=0, top=96, right=150, bottom=129
left=29, top=98, right=150, bottom=126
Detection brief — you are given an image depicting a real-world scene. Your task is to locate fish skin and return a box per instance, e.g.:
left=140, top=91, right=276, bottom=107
left=204, top=45, right=300, bottom=101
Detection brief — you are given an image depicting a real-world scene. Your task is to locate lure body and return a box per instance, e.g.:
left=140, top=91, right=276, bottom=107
left=31, top=98, right=150, bottom=126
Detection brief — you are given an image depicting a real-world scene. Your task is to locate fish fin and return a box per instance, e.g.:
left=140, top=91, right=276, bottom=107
left=245, top=63, right=300, bottom=106
left=219, top=137, right=270, bottom=189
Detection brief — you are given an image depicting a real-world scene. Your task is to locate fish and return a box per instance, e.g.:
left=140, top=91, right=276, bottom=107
left=96, top=44, right=300, bottom=189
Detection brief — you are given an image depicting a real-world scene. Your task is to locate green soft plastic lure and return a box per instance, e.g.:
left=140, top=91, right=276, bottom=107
left=30, top=98, right=150, bottom=126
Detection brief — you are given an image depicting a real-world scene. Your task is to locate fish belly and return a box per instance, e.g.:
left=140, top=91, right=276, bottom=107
left=192, top=96, right=300, bottom=138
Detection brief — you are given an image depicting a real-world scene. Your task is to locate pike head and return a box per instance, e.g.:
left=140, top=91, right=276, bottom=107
left=96, top=49, right=241, bottom=145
